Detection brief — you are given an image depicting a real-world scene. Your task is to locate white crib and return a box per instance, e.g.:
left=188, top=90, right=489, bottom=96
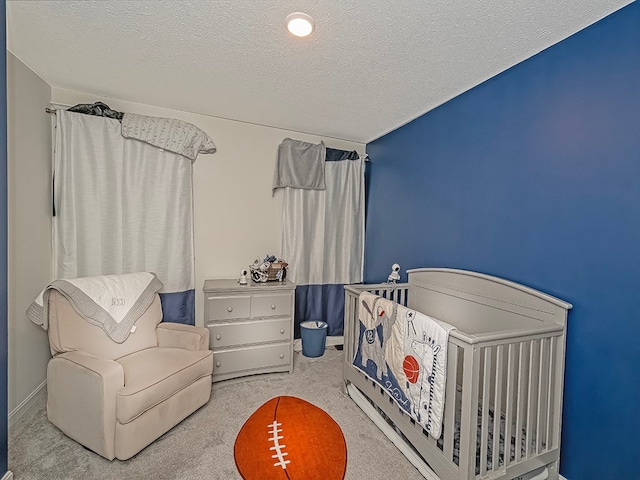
left=343, top=268, right=572, bottom=480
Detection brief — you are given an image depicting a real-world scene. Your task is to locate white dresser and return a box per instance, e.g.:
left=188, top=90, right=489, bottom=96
left=203, top=279, right=295, bottom=382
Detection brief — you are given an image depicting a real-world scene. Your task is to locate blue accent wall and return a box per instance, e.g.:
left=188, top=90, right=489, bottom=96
left=0, top=0, right=9, bottom=475
left=365, top=3, right=640, bottom=479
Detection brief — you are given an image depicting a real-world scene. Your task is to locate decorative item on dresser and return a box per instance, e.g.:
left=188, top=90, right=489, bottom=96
left=203, top=279, right=295, bottom=382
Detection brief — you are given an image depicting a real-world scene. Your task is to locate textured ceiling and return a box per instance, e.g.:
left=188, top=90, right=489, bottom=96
left=6, top=0, right=634, bottom=143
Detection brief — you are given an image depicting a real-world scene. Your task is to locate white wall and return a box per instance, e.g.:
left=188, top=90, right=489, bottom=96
left=7, top=53, right=53, bottom=420
left=51, top=88, right=365, bottom=326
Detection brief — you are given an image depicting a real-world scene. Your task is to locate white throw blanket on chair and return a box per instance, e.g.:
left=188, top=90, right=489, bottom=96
left=27, top=272, right=163, bottom=343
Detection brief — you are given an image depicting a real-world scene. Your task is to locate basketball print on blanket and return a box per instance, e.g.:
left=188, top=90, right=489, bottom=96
left=234, top=396, right=347, bottom=480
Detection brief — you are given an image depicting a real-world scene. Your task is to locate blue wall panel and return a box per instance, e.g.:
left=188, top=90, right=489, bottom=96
left=365, top=3, right=640, bottom=479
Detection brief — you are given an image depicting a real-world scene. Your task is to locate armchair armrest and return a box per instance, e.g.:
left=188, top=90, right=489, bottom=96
left=47, top=350, right=124, bottom=460
left=156, top=322, right=210, bottom=351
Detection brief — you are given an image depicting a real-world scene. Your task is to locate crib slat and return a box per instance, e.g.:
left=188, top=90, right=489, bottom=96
left=459, top=345, right=481, bottom=479
left=479, top=347, right=491, bottom=475
left=525, top=340, right=538, bottom=458
left=544, top=337, right=553, bottom=449
left=525, top=341, right=533, bottom=458
left=443, top=345, right=458, bottom=461
left=399, top=287, right=406, bottom=306
left=537, top=338, right=548, bottom=453
left=516, top=342, right=525, bottom=462
left=504, top=343, right=516, bottom=467
left=492, top=344, right=504, bottom=471
left=547, top=336, right=558, bottom=448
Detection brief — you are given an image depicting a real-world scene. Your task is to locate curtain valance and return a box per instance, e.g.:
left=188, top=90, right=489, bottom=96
left=64, top=102, right=216, bottom=161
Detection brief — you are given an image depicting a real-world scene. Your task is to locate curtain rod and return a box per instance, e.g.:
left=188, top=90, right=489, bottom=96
left=44, top=107, right=369, bottom=160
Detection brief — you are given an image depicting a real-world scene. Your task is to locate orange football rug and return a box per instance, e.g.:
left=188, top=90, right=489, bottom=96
left=234, top=396, right=347, bottom=480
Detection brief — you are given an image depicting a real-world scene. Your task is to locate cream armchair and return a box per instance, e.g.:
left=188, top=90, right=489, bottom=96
left=45, top=289, right=213, bottom=460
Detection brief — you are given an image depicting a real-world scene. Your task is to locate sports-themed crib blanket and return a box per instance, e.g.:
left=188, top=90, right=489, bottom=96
left=353, top=291, right=456, bottom=439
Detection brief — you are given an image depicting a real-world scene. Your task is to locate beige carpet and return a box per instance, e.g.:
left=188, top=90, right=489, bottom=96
left=9, top=349, right=424, bottom=479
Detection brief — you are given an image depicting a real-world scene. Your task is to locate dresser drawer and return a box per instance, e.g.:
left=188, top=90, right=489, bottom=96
left=251, top=293, right=292, bottom=318
left=208, top=318, right=291, bottom=348
left=213, top=343, right=291, bottom=376
left=206, top=295, right=250, bottom=321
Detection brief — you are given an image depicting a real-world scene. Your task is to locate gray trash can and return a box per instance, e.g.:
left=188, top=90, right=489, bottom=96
left=300, top=321, right=328, bottom=357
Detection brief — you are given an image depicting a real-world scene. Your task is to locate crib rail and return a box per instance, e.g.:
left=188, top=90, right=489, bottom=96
left=343, top=282, right=567, bottom=480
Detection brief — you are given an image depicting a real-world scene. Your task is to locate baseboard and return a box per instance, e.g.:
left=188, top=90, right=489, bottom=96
left=2, top=470, right=14, bottom=480
left=293, top=335, right=344, bottom=352
left=9, top=379, right=46, bottom=427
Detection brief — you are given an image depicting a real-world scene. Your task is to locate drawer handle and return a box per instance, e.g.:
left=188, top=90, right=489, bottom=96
left=280, top=328, right=285, bottom=334
left=279, top=353, right=284, bottom=359
left=216, top=334, right=221, bottom=340
left=215, top=361, right=221, bottom=368
left=271, top=304, right=276, bottom=310
left=227, top=306, right=233, bottom=313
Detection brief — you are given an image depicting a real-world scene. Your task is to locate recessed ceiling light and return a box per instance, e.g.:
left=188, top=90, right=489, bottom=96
left=286, top=12, right=315, bottom=37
